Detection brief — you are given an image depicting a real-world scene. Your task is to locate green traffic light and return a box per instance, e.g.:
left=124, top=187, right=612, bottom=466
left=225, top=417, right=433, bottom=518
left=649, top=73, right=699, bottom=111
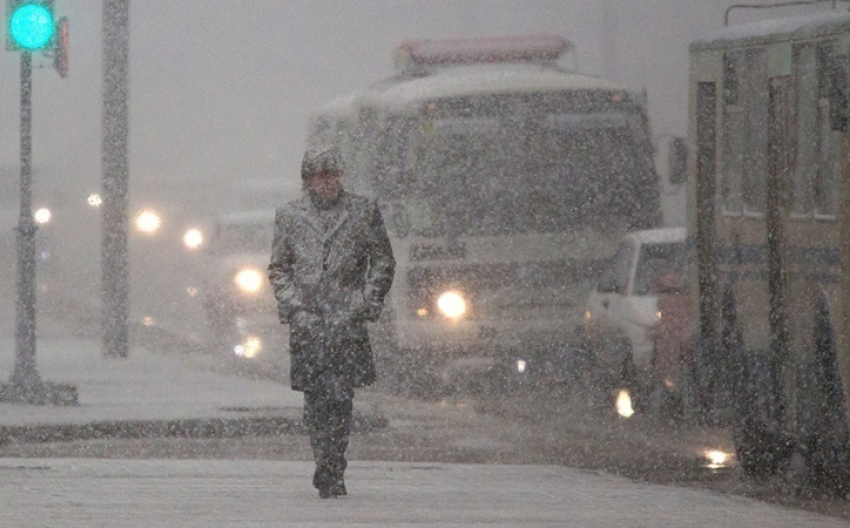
left=9, top=4, right=55, bottom=50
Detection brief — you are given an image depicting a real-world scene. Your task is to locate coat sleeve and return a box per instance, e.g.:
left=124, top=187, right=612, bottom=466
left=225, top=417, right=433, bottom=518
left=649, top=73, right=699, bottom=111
left=268, top=208, right=300, bottom=324
left=361, top=199, right=395, bottom=321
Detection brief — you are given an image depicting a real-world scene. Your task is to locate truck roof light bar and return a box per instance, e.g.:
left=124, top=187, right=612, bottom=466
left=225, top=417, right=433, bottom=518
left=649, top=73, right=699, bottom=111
left=394, top=35, right=572, bottom=73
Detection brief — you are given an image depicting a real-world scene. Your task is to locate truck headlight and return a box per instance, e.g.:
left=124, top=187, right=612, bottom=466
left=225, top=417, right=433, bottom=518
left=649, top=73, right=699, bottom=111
left=234, top=268, right=263, bottom=293
left=437, top=290, right=466, bottom=319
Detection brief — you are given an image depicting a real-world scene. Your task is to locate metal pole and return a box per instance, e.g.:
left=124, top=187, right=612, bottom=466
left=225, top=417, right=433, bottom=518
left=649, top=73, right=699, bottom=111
left=101, top=0, right=130, bottom=358
left=0, top=48, right=78, bottom=406
left=600, top=0, right=617, bottom=81
left=7, top=51, right=44, bottom=401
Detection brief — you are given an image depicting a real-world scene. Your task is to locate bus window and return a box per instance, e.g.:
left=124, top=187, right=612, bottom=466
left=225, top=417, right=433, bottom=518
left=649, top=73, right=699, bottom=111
left=816, top=45, right=840, bottom=217
left=722, top=52, right=744, bottom=213
left=744, top=49, right=767, bottom=215
left=722, top=49, right=767, bottom=215
left=793, top=44, right=818, bottom=216
left=790, top=44, right=842, bottom=219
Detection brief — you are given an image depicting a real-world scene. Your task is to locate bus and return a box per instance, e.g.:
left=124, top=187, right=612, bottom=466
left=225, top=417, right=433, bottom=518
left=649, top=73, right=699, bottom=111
left=687, top=11, right=850, bottom=478
left=311, top=35, right=664, bottom=395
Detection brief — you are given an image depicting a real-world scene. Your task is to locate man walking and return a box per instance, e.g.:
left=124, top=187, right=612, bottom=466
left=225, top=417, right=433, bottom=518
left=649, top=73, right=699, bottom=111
left=268, top=145, right=395, bottom=498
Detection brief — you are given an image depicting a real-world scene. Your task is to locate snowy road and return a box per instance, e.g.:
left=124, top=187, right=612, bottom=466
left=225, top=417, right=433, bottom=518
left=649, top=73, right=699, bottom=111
left=0, top=459, right=846, bottom=527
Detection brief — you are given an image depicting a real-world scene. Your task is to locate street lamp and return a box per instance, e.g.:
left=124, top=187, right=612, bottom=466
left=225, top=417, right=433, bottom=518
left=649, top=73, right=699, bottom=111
left=1, top=0, right=76, bottom=405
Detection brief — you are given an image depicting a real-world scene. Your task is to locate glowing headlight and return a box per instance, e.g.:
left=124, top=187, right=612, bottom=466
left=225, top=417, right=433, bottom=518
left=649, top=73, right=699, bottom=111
left=34, top=208, right=51, bottom=224
left=437, top=290, right=466, bottom=319
left=704, top=450, right=732, bottom=469
left=183, top=228, right=203, bottom=249
left=234, top=336, right=262, bottom=358
left=234, top=268, right=263, bottom=293
left=616, top=389, right=634, bottom=418
left=135, top=209, right=161, bottom=234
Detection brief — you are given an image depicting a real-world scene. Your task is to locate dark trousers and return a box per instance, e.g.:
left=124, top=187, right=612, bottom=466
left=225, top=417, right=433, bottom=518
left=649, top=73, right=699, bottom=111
left=303, top=383, right=353, bottom=489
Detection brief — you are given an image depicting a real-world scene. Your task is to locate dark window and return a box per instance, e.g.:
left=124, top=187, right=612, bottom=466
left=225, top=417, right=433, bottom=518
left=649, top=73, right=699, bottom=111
left=597, top=241, right=634, bottom=295
left=633, top=242, right=685, bottom=296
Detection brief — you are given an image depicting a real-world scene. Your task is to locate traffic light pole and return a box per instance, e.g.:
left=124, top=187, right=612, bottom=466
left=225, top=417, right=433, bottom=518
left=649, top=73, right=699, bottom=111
left=6, top=51, right=42, bottom=401
left=0, top=50, right=77, bottom=405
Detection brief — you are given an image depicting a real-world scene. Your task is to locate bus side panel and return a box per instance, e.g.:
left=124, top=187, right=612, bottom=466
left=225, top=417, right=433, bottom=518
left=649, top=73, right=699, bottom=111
left=841, top=133, right=850, bottom=404
left=687, top=50, right=723, bottom=355
left=690, top=29, right=850, bottom=422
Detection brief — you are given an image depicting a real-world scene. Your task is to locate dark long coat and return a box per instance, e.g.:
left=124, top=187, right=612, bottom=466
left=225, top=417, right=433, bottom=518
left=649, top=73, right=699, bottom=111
left=268, top=191, right=395, bottom=392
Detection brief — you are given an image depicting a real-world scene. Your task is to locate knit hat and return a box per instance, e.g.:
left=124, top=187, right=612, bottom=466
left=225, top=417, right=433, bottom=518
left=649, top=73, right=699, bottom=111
left=301, top=144, right=344, bottom=180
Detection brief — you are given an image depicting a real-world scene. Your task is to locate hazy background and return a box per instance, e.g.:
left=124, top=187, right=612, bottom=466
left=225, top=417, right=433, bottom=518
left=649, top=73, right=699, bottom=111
left=1, top=1, right=845, bottom=223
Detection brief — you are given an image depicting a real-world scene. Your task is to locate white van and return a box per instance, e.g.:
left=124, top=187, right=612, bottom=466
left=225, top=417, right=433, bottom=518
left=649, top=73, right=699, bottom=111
left=582, top=227, right=687, bottom=389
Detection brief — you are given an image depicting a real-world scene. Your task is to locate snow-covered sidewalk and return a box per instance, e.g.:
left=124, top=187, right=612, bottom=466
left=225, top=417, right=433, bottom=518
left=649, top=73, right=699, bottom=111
left=0, top=337, right=847, bottom=526
left=0, top=458, right=846, bottom=527
left=0, top=337, right=302, bottom=428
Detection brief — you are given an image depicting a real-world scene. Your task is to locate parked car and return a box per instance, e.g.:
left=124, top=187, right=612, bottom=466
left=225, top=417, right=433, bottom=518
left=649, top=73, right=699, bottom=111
left=581, top=227, right=687, bottom=407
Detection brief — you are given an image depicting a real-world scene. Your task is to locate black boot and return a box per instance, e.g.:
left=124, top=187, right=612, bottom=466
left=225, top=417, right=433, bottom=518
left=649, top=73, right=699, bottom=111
left=313, top=458, right=335, bottom=498
left=317, top=484, right=333, bottom=499
left=330, top=478, right=346, bottom=497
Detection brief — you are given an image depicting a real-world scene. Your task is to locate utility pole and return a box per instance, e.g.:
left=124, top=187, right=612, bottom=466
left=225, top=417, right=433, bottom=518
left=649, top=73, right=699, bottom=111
left=101, top=0, right=130, bottom=358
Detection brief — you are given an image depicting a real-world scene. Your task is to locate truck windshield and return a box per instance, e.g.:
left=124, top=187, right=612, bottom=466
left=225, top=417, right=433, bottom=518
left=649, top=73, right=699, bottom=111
left=379, top=102, right=658, bottom=237
left=426, top=117, right=650, bottom=235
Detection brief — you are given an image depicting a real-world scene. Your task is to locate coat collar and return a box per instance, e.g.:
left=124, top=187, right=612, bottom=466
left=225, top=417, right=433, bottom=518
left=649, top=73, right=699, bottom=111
left=294, top=192, right=350, bottom=243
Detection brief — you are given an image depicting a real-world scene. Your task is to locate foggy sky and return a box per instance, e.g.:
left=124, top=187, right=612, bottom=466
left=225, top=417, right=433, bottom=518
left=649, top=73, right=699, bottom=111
left=0, top=1, right=843, bottom=217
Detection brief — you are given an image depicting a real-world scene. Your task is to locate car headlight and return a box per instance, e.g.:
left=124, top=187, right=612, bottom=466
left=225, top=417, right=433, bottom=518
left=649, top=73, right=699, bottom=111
left=135, top=209, right=161, bottom=234
left=234, top=268, right=263, bottom=293
left=234, top=336, right=262, bottom=358
left=183, top=228, right=203, bottom=249
left=34, top=207, right=51, bottom=224
left=437, top=290, right=466, bottom=319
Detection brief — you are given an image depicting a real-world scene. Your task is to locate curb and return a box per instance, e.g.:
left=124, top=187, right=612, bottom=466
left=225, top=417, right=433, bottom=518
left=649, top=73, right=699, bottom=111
left=0, top=410, right=388, bottom=445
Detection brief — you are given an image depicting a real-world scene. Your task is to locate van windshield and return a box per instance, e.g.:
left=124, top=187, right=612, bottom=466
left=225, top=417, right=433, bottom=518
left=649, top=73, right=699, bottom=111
left=632, top=241, right=685, bottom=296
